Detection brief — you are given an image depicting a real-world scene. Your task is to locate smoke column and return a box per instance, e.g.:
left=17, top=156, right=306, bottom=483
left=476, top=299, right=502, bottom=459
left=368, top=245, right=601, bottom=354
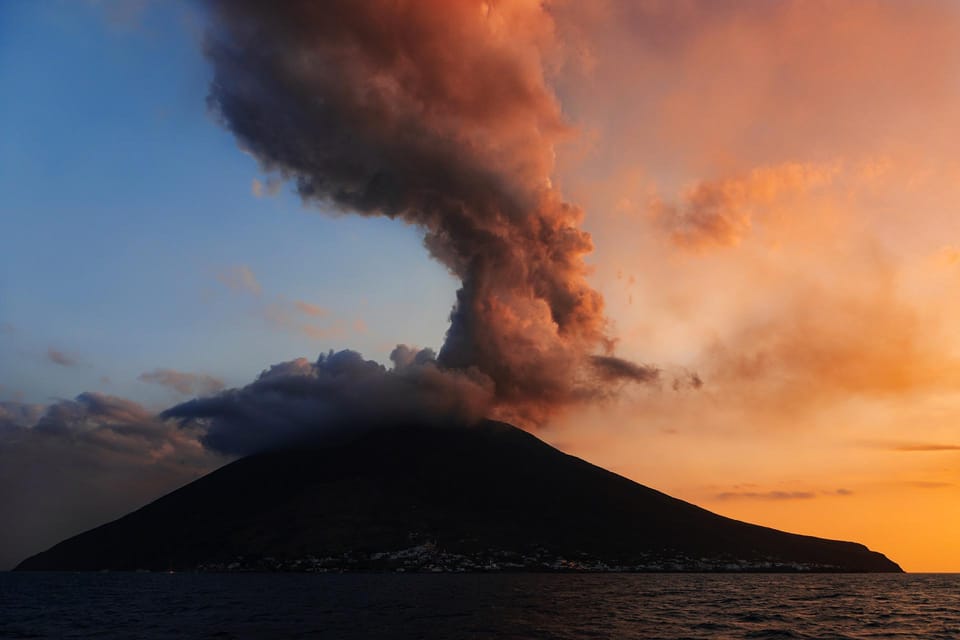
left=203, top=0, right=654, bottom=426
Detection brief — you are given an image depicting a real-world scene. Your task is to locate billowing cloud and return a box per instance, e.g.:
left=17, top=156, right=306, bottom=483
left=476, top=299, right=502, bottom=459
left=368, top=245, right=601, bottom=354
left=217, top=264, right=261, bottom=296
left=138, top=368, right=225, bottom=396
left=46, top=348, right=78, bottom=367
left=0, top=393, right=221, bottom=569
left=653, top=162, right=839, bottom=250
left=163, top=348, right=494, bottom=457
left=202, top=0, right=653, bottom=426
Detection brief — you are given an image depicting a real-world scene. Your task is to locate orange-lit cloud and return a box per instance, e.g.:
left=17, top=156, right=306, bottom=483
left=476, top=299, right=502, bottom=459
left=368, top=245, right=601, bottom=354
left=653, top=162, right=840, bottom=250
left=294, top=301, right=329, bottom=318
left=216, top=264, right=261, bottom=296
left=936, top=246, right=960, bottom=267
left=204, top=0, right=660, bottom=428
left=264, top=298, right=365, bottom=342
left=250, top=176, right=280, bottom=198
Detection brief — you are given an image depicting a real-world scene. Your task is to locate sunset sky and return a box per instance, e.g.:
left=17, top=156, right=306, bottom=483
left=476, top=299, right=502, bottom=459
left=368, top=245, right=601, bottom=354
left=2, top=0, right=959, bottom=572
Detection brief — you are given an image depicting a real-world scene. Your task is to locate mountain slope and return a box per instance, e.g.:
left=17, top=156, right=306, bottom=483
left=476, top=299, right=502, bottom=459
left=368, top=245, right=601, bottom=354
left=16, top=421, right=901, bottom=572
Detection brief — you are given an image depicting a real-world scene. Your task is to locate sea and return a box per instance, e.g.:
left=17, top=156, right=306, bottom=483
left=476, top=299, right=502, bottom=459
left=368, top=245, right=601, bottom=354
left=1, top=572, right=957, bottom=639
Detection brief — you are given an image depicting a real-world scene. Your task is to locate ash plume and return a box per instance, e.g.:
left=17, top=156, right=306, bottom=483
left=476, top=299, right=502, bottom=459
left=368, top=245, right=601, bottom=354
left=202, top=0, right=655, bottom=426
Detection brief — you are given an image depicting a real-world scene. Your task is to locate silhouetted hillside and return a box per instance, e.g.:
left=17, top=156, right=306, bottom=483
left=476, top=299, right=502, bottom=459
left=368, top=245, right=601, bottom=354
left=17, top=421, right=901, bottom=572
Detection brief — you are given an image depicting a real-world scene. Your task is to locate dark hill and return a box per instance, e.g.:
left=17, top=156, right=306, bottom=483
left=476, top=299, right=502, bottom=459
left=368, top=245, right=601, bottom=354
left=16, top=421, right=901, bottom=572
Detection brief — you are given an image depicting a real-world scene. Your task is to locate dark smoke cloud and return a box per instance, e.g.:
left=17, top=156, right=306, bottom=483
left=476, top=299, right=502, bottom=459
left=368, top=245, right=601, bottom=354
left=0, top=400, right=44, bottom=424
left=591, top=355, right=658, bottom=383
left=203, top=0, right=654, bottom=426
left=162, top=348, right=493, bottom=457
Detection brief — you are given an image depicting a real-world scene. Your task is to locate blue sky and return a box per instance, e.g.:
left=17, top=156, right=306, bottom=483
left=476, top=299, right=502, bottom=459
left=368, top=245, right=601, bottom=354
left=0, top=1, right=457, bottom=408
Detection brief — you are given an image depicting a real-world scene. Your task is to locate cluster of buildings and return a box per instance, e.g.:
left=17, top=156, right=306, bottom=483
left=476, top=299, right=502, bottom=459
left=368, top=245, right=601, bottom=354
left=194, top=543, right=840, bottom=573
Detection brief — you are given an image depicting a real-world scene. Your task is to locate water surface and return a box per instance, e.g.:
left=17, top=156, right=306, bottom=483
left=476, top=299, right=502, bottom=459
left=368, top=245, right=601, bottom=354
left=2, top=572, right=957, bottom=639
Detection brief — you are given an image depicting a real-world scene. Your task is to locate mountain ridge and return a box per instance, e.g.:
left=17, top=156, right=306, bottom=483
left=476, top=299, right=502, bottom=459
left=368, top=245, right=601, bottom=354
left=16, top=420, right=902, bottom=572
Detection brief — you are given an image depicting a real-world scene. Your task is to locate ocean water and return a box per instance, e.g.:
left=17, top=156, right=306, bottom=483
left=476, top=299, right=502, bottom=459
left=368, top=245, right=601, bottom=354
left=1, top=572, right=957, bottom=639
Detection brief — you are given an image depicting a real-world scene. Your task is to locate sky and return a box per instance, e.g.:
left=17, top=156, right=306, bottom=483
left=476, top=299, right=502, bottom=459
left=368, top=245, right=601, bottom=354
left=2, top=0, right=960, bottom=572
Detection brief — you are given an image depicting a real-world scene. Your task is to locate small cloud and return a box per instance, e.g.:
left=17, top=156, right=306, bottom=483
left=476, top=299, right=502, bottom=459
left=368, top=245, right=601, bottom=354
left=0, top=323, right=16, bottom=335
left=672, top=371, right=703, bottom=391
left=893, top=443, right=960, bottom=452
left=294, top=301, right=329, bottom=317
left=265, top=302, right=342, bottom=339
left=265, top=299, right=367, bottom=341
left=935, top=245, right=960, bottom=267
left=715, top=486, right=854, bottom=501
left=902, top=481, right=953, bottom=489
left=853, top=155, right=894, bottom=183
left=46, top=348, right=78, bottom=367
left=251, top=176, right=281, bottom=198
left=217, top=265, right=261, bottom=296
left=300, top=323, right=348, bottom=340
left=138, top=369, right=225, bottom=396
left=715, top=490, right=817, bottom=501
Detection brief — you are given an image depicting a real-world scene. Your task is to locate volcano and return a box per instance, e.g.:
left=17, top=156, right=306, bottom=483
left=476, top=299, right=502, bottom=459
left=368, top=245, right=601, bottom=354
left=16, top=421, right=900, bottom=572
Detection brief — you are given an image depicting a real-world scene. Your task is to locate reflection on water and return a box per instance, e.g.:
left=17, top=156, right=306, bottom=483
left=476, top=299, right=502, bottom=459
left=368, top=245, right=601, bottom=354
left=1, top=572, right=958, bottom=639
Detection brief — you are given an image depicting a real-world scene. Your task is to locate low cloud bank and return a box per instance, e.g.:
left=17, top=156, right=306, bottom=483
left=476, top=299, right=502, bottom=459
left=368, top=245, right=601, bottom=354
left=0, top=393, right=219, bottom=569
left=163, top=347, right=495, bottom=456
